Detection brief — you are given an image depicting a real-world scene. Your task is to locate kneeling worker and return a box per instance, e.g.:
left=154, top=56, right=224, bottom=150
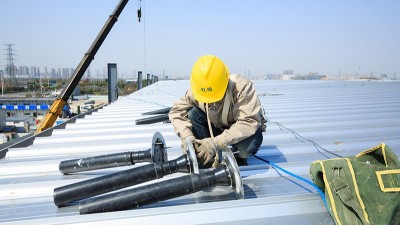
left=169, top=55, right=266, bottom=167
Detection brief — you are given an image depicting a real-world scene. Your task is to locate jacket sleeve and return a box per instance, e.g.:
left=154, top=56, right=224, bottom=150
left=168, top=90, right=196, bottom=140
left=216, top=81, right=261, bottom=146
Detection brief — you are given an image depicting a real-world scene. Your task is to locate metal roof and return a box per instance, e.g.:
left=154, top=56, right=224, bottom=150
left=1, top=80, right=399, bottom=224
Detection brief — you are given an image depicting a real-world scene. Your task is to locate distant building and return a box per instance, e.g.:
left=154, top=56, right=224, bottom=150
left=292, top=74, right=327, bottom=80
left=282, top=71, right=327, bottom=80
left=50, top=68, right=57, bottom=78
left=70, top=68, right=75, bottom=76
left=62, top=68, right=70, bottom=78
left=30, top=66, right=38, bottom=78
left=266, top=74, right=281, bottom=80
left=43, top=66, right=49, bottom=78
left=18, top=66, right=30, bottom=76
left=282, top=75, right=294, bottom=80
left=57, top=68, right=62, bottom=78
left=283, top=69, right=294, bottom=75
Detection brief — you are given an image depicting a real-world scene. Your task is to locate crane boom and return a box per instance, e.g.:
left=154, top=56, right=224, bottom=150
left=35, top=0, right=129, bottom=134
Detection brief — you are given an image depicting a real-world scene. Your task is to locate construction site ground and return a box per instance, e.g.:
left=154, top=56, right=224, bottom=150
left=68, top=95, right=109, bottom=114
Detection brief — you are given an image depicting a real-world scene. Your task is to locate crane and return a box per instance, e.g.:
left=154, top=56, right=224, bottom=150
left=35, top=0, right=130, bottom=134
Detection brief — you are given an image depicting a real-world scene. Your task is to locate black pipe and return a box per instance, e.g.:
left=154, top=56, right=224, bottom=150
left=79, top=166, right=230, bottom=214
left=59, top=150, right=147, bottom=174
left=59, top=132, right=167, bottom=174
left=142, top=107, right=172, bottom=115
left=135, top=114, right=170, bottom=125
left=54, top=154, right=190, bottom=207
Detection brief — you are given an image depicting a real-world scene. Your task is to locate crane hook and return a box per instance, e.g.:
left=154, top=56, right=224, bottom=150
left=137, top=0, right=142, bottom=22
left=137, top=7, right=141, bottom=22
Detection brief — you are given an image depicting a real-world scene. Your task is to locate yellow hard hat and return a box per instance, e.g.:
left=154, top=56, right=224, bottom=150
left=190, top=55, right=230, bottom=103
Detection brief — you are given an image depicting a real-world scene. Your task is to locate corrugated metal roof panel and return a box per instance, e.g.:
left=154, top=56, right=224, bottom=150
left=1, top=80, right=399, bottom=224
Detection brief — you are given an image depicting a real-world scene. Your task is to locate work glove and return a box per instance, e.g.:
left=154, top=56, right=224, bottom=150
left=194, top=138, right=219, bottom=165
left=181, top=135, right=196, bottom=152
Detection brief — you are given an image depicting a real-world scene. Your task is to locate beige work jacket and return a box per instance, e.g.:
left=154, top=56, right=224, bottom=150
left=169, top=74, right=265, bottom=146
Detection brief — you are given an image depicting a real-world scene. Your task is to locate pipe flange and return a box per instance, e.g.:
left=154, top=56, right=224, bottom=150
left=151, top=132, right=168, bottom=163
left=221, top=146, right=244, bottom=199
left=186, top=138, right=199, bottom=174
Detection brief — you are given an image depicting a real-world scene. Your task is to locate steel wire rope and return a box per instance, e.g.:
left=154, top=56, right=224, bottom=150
left=261, top=103, right=343, bottom=158
left=268, top=119, right=341, bottom=159
left=142, top=0, right=147, bottom=83
left=129, top=1, right=174, bottom=112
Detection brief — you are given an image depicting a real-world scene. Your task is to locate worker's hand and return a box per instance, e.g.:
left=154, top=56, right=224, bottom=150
left=194, top=138, right=219, bottom=165
left=181, top=135, right=196, bottom=152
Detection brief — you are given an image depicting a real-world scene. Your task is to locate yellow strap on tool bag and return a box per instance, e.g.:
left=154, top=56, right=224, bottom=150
left=376, top=169, right=400, bottom=192
left=310, top=143, right=400, bottom=225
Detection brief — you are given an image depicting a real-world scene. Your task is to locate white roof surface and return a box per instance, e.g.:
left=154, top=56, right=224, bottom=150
left=1, top=79, right=399, bottom=224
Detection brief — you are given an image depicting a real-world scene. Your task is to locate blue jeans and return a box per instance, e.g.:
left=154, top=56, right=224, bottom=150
left=187, top=107, right=263, bottom=159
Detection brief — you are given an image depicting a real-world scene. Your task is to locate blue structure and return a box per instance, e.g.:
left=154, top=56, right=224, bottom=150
left=0, top=98, right=53, bottom=118
left=1, top=105, right=49, bottom=110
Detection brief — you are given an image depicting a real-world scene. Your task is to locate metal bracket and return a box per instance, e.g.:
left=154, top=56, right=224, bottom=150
left=151, top=131, right=168, bottom=163
left=186, top=138, right=199, bottom=174
left=221, top=146, right=244, bottom=199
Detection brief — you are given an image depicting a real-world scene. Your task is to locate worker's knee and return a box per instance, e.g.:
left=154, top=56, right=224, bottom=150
left=187, top=107, right=207, bottom=124
left=232, top=128, right=263, bottom=159
left=187, top=107, right=209, bottom=139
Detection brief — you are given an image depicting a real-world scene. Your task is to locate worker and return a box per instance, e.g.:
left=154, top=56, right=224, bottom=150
left=61, top=104, right=72, bottom=119
left=169, top=55, right=266, bottom=167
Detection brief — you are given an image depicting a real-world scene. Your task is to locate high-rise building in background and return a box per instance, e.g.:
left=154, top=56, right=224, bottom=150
left=283, top=69, right=294, bottom=75
left=50, top=68, right=56, bottom=78
left=18, top=66, right=30, bottom=76
left=62, top=68, right=70, bottom=78
left=57, top=68, right=61, bottom=78
left=43, top=66, right=49, bottom=78
left=30, top=66, right=37, bottom=78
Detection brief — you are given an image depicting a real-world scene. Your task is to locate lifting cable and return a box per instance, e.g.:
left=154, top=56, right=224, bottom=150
left=140, top=0, right=147, bottom=80
left=137, top=0, right=147, bottom=79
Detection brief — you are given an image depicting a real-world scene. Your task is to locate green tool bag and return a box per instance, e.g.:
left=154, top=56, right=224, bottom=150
left=310, top=143, right=400, bottom=225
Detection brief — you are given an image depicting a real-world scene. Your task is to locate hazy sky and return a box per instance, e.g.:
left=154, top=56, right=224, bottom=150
left=1, top=0, right=399, bottom=78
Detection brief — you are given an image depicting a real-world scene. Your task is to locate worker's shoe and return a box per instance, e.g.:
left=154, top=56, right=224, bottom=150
left=235, top=156, right=248, bottom=166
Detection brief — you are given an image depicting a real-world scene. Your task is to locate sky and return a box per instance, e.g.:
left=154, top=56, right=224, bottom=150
left=1, top=0, right=399, bottom=79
